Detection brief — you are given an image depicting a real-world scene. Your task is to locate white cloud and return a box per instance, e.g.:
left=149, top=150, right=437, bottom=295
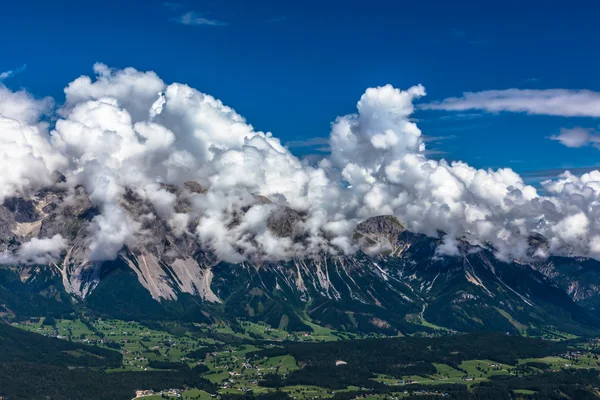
left=87, top=205, right=141, bottom=261
left=549, top=127, right=600, bottom=149
left=0, top=85, right=64, bottom=203
left=173, top=12, right=228, bottom=26
left=422, top=89, right=600, bottom=117
left=17, top=234, right=67, bottom=264
left=0, top=83, right=53, bottom=124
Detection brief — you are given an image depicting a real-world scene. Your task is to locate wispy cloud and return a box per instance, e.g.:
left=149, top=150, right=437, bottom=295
left=421, top=148, right=449, bottom=158
left=287, top=137, right=328, bottom=148
left=421, top=88, right=600, bottom=117
left=286, top=137, right=331, bottom=153
left=420, top=135, right=454, bottom=159
left=173, top=11, right=228, bottom=26
left=421, top=134, right=456, bottom=143
left=521, top=165, right=600, bottom=181
left=0, top=64, right=26, bottom=81
left=419, top=112, right=485, bottom=122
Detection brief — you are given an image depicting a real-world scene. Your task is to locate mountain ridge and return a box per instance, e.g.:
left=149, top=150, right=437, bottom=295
left=1, top=183, right=600, bottom=338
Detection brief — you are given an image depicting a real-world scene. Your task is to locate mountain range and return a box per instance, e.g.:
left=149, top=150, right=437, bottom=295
left=2, top=181, right=600, bottom=338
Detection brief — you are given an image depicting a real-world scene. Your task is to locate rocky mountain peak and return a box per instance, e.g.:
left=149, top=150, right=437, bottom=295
left=266, top=207, right=304, bottom=238
left=353, top=215, right=404, bottom=253
left=183, top=181, right=207, bottom=194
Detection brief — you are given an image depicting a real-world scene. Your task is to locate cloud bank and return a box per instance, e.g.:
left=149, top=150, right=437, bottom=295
left=2, top=65, right=600, bottom=265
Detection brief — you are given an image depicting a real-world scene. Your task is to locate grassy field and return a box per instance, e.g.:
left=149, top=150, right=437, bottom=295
left=459, top=359, right=512, bottom=378
left=369, top=359, right=514, bottom=388
left=518, top=354, right=600, bottom=370
left=183, top=389, right=215, bottom=399
left=514, top=389, right=537, bottom=395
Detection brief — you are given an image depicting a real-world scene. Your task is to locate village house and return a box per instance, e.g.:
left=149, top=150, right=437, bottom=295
left=134, top=389, right=155, bottom=397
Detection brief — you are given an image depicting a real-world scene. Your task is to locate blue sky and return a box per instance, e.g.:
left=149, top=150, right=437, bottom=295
left=2, top=0, right=600, bottom=181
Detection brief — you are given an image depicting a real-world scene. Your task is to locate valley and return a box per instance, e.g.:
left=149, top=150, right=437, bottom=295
left=5, top=314, right=600, bottom=399
left=3, top=192, right=600, bottom=399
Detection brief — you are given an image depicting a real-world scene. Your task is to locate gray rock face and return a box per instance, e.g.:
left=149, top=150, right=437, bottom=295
left=0, top=205, right=18, bottom=252
left=353, top=215, right=404, bottom=252
left=3, top=197, right=39, bottom=223
left=1, top=189, right=411, bottom=304
left=254, top=195, right=272, bottom=205
left=183, top=181, right=207, bottom=194
left=527, top=232, right=549, bottom=256
left=38, top=187, right=94, bottom=241
left=266, top=207, right=303, bottom=238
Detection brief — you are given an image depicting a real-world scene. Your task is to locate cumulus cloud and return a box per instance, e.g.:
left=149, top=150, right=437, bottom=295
left=422, top=89, right=600, bottom=117
left=0, top=118, right=65, bottom=202
left=549, top=127, right=600, bottom=149
left=3, top=65, right=600, bottom=265
left=0, top=83, right=53, bottom=124
left=0, top=85, right=65, bottom=203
